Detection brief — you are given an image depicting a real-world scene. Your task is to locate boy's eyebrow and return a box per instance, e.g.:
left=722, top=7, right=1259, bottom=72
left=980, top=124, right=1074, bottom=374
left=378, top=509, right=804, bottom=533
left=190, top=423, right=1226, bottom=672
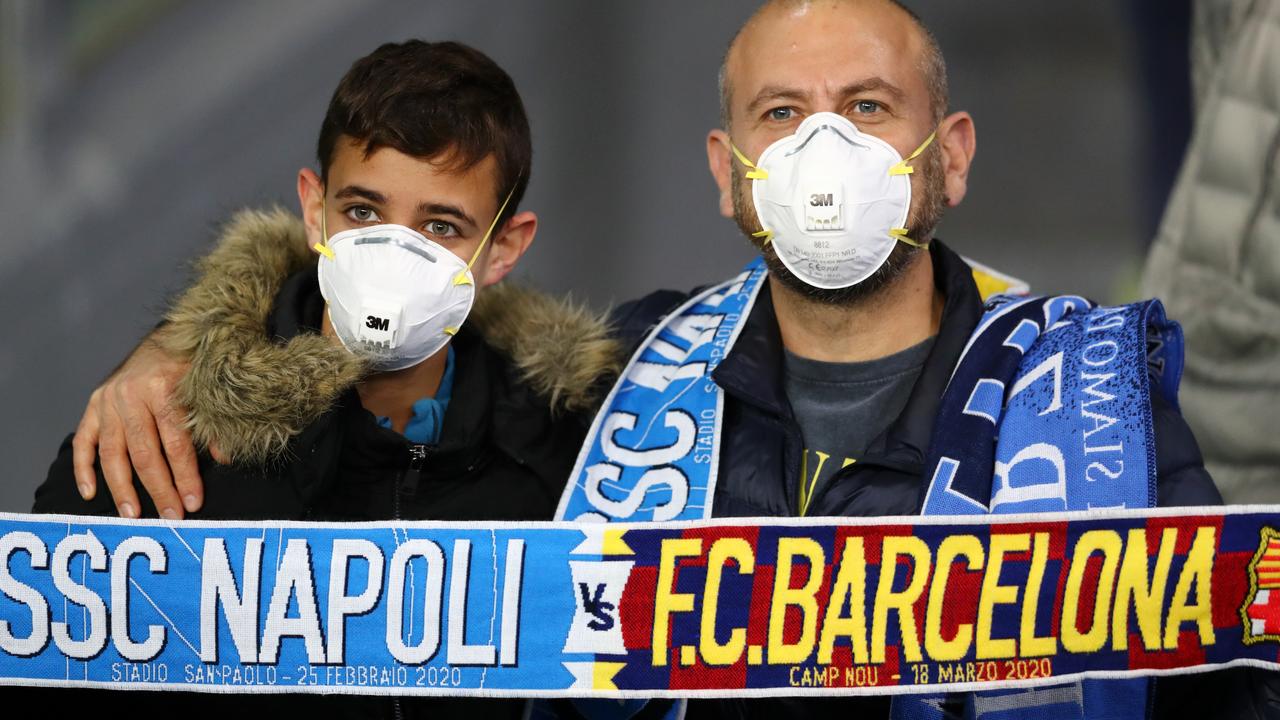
left=332, top=185, right=478, bottom=231
left=418, top=202, right=478, bottom=231
left=333, top=185, right=387, bottom=204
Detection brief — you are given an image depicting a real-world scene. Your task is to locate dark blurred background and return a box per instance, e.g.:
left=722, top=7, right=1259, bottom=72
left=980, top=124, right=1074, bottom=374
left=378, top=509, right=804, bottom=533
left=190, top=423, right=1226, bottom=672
left=0, top=0, right=1192, bottom=510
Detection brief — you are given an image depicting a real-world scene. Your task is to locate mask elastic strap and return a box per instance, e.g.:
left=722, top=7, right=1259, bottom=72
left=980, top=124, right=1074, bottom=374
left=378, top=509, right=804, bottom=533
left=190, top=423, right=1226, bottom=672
left=889, top=227, right=929, bottom=248
left=889, top=128, right=940, bottom=248
left=312, top=193, right=336, bottom=259
left=888, top=130, right=937, bottom=177
left=729, top=142, right=769, bottom=180
left=454, top=181, right=520, bottom=287
left=727, top=141, right=775, bottom=246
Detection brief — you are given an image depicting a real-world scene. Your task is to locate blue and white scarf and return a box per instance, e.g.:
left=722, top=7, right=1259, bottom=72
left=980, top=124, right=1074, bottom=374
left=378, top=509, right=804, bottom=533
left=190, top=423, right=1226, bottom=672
left=893, top=293, right=1184, bottom=720
left=557, top=259, right=769, bottom=525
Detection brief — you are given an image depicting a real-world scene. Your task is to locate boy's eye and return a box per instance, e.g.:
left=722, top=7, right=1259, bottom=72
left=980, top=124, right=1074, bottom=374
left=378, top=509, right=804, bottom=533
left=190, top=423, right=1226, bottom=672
left=424, top=220, right=458, bottom=238
left=346, top=206, right=381, bottom=223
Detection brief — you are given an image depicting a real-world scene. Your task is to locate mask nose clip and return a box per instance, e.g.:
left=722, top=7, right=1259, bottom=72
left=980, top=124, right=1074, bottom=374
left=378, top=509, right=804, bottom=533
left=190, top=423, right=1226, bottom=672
left=785, top=121, right=859, bottom=158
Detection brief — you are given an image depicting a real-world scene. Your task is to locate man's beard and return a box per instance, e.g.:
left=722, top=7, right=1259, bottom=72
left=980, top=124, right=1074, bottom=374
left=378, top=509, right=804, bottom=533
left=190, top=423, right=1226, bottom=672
left=731, top=141, right=947, bottom=307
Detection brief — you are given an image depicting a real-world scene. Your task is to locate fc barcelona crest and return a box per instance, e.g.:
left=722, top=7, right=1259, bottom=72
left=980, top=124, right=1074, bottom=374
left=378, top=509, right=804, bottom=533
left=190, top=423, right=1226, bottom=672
left=1242, top=526, right=1280, bottom=645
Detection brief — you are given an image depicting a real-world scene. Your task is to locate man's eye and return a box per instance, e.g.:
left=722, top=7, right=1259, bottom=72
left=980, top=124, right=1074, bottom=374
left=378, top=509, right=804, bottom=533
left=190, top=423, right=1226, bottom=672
left=424, top=220, right=458, bottom=238
left=854, top=100, right=881, bottom=114
left=346, top=206, right=381, bottom=223
left=767, top=107, right=795, bottom=122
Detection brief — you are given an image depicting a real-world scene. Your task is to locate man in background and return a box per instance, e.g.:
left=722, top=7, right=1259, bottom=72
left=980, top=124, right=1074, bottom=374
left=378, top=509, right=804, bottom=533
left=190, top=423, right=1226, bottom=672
left=1142, top=0, right=1280, bottom=503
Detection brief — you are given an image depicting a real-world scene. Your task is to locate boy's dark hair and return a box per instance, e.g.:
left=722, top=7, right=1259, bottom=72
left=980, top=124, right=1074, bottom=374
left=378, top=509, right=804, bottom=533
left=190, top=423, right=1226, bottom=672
left=317, top=40, right=531, bottom=226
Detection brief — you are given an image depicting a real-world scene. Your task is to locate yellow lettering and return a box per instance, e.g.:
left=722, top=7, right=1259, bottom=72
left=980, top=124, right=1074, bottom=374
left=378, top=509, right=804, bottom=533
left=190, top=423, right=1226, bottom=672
left=652, top=538, right=703, bottom=666
left=1164, top=526, right=1217, bottom=649
left=1062, top=530, right=1122, bottom=653
left=768, top=538, right=826, bottom=664
left=871, top=536, right=930, bottom=663
left=1112, top=528, right=1176, bottom=651
left=925, top=534, right=983, bottom=661
left=977, top=533, right=1029, bottom=659
left=799, top=451, right=830, bottom=514
left=817, top=537, right=869, bottom=664
left=1020, top=532, right=1057, bottom=657
left=789, top=666, right=800, bottom=686
left=700, top=538, right=754, bottom=666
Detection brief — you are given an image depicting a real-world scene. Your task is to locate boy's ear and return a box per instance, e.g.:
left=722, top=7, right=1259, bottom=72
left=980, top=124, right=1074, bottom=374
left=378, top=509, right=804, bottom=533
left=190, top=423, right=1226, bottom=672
left=297, top=168, right=325, bottom=248
left=476, top=210, right=537, bottom=287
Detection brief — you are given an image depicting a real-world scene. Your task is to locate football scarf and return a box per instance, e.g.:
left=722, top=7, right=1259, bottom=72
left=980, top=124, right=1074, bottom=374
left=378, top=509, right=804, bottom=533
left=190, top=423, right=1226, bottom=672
left=557, top=258, right=768, bottom=524
left=3, top=507, right=1280, bottom=696
left=895, top=294, right=1184, bottom=720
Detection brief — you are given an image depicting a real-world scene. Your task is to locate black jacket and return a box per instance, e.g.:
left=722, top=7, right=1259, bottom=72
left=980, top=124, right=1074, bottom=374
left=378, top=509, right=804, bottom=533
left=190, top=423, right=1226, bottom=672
left=612, top=241, right=1271, bottom=720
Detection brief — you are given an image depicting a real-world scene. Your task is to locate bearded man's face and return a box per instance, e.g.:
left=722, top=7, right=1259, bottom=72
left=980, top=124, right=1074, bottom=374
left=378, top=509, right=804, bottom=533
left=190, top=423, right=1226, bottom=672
left=730, top=137, right=947, bottom=305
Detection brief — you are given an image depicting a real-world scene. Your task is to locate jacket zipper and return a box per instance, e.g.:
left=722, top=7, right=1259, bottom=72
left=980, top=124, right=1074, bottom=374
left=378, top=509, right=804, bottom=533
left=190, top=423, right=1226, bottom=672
left=392, top=443, right=429, bottom=720
left=395, top=443, right=430, bottom=521
left=408, top=443, right=429, bottom=472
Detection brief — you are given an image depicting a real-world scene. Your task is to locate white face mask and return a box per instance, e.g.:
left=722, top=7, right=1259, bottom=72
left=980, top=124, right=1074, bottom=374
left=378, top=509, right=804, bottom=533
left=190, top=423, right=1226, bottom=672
left=316, top=223, right=475, bottom=371
left=732, top=112, right=935, bottom=289
left=312, top=186, right=516, bottom=371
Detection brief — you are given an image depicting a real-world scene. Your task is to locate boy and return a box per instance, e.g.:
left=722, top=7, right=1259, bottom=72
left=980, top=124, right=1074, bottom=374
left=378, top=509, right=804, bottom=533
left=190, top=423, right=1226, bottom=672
left=32, top=39, right=618, bottom=718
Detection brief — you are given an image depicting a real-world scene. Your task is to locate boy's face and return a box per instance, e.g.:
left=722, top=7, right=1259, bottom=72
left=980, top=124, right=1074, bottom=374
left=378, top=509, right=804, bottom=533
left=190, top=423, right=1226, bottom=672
left=298, top=136, right=535, bottom=289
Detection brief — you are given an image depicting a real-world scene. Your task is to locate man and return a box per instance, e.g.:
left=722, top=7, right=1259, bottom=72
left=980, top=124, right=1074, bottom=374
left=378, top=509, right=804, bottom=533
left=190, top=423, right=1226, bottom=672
left=59, top=2, right=1258, bottom=718
left=31, top=39, right=618, bottom=718
left=591, top=2, right=1238, bottom=716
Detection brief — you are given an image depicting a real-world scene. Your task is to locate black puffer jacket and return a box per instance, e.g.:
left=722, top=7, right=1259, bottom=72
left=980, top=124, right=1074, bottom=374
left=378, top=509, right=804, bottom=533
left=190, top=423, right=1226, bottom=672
left=28, top=209, right=619, bottom=719
left=612, top=240, right=1274, bottom=720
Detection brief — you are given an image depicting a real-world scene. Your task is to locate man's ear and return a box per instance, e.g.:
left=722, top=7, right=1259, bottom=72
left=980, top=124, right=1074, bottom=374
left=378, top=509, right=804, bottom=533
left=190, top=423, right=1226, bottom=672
left=707, top=129, right=736, bottom=219
left=937, top=111, right=976, bottom=207
left=476, top=210, right=537, bottom=287
left=297, top=168, right=326, bottom=248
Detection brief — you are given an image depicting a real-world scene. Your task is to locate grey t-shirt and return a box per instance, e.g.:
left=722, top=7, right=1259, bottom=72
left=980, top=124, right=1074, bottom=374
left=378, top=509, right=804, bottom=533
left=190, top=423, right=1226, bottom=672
left=783, top=336, right=935, bottom=514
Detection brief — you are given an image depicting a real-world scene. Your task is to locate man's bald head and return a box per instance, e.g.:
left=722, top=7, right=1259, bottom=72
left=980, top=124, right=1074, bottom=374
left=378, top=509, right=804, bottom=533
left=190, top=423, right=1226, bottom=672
left=718, top=0, right=948, bottom=131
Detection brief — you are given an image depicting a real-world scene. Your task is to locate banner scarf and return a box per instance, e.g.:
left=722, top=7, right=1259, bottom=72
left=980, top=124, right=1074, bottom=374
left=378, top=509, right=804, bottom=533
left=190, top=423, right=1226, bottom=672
left=895, top=294, right=1184, bottom=720
left=5, top=506, right=1280, bottom=695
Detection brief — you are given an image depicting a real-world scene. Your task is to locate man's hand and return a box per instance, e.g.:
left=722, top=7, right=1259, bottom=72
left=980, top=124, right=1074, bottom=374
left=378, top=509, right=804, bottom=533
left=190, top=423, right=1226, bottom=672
left=73, top=335, right=209, bottom=519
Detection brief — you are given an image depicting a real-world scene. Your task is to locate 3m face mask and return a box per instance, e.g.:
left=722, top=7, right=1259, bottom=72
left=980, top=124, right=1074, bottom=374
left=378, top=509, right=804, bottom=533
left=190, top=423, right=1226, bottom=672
left=312, top=186, right=516, bottom=371
left=732, top=112, right=935, bottom=289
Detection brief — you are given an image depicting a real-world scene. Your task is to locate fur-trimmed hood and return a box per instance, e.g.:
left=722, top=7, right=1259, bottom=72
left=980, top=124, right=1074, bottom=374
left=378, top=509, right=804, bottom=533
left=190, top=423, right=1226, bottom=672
left=158, top=208, right=620, bottom=464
